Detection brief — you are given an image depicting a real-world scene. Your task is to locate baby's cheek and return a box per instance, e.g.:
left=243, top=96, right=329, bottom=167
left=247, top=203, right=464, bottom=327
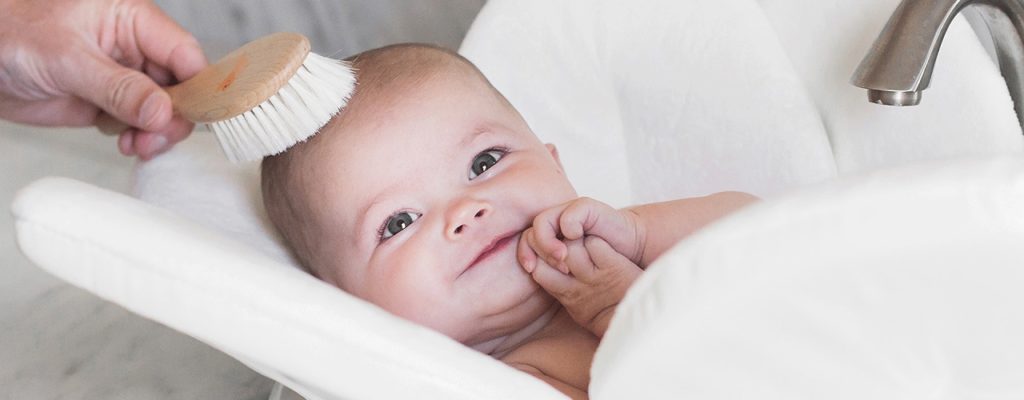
left=395, top=241, right=454, bottom=288
left=364, top=261, right=443, bottom=321
left=513, top=166, right=576, bottom=212
left=378, top=259, right=474, bottom=339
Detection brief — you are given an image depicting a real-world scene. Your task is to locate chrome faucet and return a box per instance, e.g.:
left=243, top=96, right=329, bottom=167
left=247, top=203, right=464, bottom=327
left=851, top=0, right=1024, bottom=129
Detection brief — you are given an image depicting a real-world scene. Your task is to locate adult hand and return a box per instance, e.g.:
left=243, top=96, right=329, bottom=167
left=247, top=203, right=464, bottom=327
left=0, top=0, right=207, bottom=159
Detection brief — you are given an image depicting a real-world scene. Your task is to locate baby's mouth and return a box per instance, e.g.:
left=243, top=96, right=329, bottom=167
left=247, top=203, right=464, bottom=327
left=460, top=231, right=520, bottom=277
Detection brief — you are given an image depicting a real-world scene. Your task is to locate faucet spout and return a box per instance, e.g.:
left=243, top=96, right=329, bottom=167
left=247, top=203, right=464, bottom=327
left=851, top=0, right=1024, bottom=128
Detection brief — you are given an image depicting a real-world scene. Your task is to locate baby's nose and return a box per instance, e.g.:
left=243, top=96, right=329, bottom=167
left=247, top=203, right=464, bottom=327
left=445, top=199, right=492, bottom=239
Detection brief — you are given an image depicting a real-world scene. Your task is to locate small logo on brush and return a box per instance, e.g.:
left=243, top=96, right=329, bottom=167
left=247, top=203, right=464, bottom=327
left=218, top=57, right=249, bottom=92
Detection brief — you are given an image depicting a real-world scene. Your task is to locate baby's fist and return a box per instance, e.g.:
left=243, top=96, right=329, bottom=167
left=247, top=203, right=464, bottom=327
left=520, top=236, right=641, bottom=337
left=519, top=197, right=643, bottom=274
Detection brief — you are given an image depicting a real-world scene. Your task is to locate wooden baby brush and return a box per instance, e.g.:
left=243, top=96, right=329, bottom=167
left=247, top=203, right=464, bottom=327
left=97, top=32, right=355, bottom=162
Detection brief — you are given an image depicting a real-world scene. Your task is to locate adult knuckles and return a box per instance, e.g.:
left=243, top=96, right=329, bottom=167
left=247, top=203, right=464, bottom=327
left=103, top=70, right=147, bottom=117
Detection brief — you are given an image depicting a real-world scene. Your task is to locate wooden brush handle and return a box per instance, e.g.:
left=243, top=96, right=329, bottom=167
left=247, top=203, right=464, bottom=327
left=94, top=32, right=310, bottom=135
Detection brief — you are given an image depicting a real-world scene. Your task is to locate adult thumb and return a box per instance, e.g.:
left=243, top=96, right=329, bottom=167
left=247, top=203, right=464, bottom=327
left=65, top=51, right=172, bottom=132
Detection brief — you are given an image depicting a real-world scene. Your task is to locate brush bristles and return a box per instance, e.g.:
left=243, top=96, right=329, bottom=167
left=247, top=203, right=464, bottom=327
left=210, top=52, right=355, bottom=162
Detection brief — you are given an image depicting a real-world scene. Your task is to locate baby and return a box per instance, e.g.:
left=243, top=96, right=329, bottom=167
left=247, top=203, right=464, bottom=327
left=261, top=43, right=756, bottom=399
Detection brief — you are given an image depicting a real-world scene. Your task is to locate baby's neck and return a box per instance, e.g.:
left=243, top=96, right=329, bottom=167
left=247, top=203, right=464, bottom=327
left=472, top=303, right=562, bottom=358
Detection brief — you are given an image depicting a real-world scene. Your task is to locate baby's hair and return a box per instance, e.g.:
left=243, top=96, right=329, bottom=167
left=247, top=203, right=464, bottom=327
left=261, top=43, right=511, bottom=281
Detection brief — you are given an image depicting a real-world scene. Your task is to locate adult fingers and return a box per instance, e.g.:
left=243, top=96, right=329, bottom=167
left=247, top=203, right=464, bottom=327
left=131, top=1, right=206, bottom=81
left=127, top=115, right=193, bottom=159
left=0, top=97, right=99, bottom=127
left=62, top=50, right=172, bottom=132
left=118, top=130, right=135, bottom=156
left=143, top=60, right=174, bottom=86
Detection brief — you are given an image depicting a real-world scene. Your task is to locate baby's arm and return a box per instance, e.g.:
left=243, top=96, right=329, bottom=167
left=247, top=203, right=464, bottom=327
left=508, top=362, right=588, bottom=400
left=517, top=192, right=758, bottom=337
left=627, top=191, right=759, bottom=267
left=521, top=192, right=759, bottom=269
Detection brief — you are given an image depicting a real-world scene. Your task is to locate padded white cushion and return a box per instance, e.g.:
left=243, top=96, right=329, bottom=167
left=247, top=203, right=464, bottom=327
left=12, top=0, right=1024, bottom=399
left=758, top=0, right=1024, bottom=174
left=462, top=0, right=834, bottom=206
left=592, top=155, right=1024, bottom=399
left=460, top=0, right=1022, bottom=206
left=13, top=174, right=564, bottom=400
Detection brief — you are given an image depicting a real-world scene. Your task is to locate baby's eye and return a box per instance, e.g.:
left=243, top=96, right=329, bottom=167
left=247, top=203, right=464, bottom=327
left=380, top=211, right=421, bottom=241
left=469, top=148, right=507, bottom=180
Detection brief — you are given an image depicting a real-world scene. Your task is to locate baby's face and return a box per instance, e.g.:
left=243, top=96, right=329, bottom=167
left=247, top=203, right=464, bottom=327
left=307, top=72, right=576, bottom=346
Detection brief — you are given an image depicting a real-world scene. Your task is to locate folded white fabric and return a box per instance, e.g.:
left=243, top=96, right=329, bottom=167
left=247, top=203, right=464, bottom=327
left=593, top=155, right=1024, bottom=399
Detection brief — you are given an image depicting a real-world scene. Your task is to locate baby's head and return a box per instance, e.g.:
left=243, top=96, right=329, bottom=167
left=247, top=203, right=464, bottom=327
left=261, top=44, right=576, bottom=347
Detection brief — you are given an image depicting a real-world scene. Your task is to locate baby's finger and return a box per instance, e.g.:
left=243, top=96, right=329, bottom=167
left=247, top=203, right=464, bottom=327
left=563, top=239, right=597, bottom=281
left=530, top=256, right=575, bottom=297
left=526, top=223, right=566, bottom=268
left=517, top=229, right=538, bottom=273
left=557, top=198, right=602, bottom=241
left=585, top=236, right=638, bottom=272
left=560, top=197, right=626, bottom=243
left=531, top=205, right=571, bottom=263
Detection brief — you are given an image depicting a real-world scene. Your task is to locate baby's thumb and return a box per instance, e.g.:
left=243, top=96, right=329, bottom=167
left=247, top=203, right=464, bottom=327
left=68, top=51, right=172, bottom=132
left=585, top=236, right=631, bottom=270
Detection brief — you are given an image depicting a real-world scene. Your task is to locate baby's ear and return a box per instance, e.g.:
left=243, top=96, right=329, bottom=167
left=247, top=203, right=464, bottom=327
left=545, top=143, right=564, bottom=170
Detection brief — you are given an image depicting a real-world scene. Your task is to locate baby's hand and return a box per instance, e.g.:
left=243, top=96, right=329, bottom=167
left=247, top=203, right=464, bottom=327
left=518, top=235, right=641, bottom=338
left=518, top=197, right=644, bottom=274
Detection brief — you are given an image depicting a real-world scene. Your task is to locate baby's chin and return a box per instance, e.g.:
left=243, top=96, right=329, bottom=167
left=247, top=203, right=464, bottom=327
left=459, top=286, right=558, bottom=349
left=464, top=293, right=560, bottom=355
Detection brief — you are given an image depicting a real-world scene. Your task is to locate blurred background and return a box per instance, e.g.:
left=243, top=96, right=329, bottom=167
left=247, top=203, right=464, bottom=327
left=0, top=1, right=484, bottom=398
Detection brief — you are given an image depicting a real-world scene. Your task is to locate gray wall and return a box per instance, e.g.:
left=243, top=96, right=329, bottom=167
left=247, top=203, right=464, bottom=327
left=155, top=0, right=486, bottom=59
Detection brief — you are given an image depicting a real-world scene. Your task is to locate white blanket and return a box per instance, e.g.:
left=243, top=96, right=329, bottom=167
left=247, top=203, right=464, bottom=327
left=592, top=156, right=1024, bottom=399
